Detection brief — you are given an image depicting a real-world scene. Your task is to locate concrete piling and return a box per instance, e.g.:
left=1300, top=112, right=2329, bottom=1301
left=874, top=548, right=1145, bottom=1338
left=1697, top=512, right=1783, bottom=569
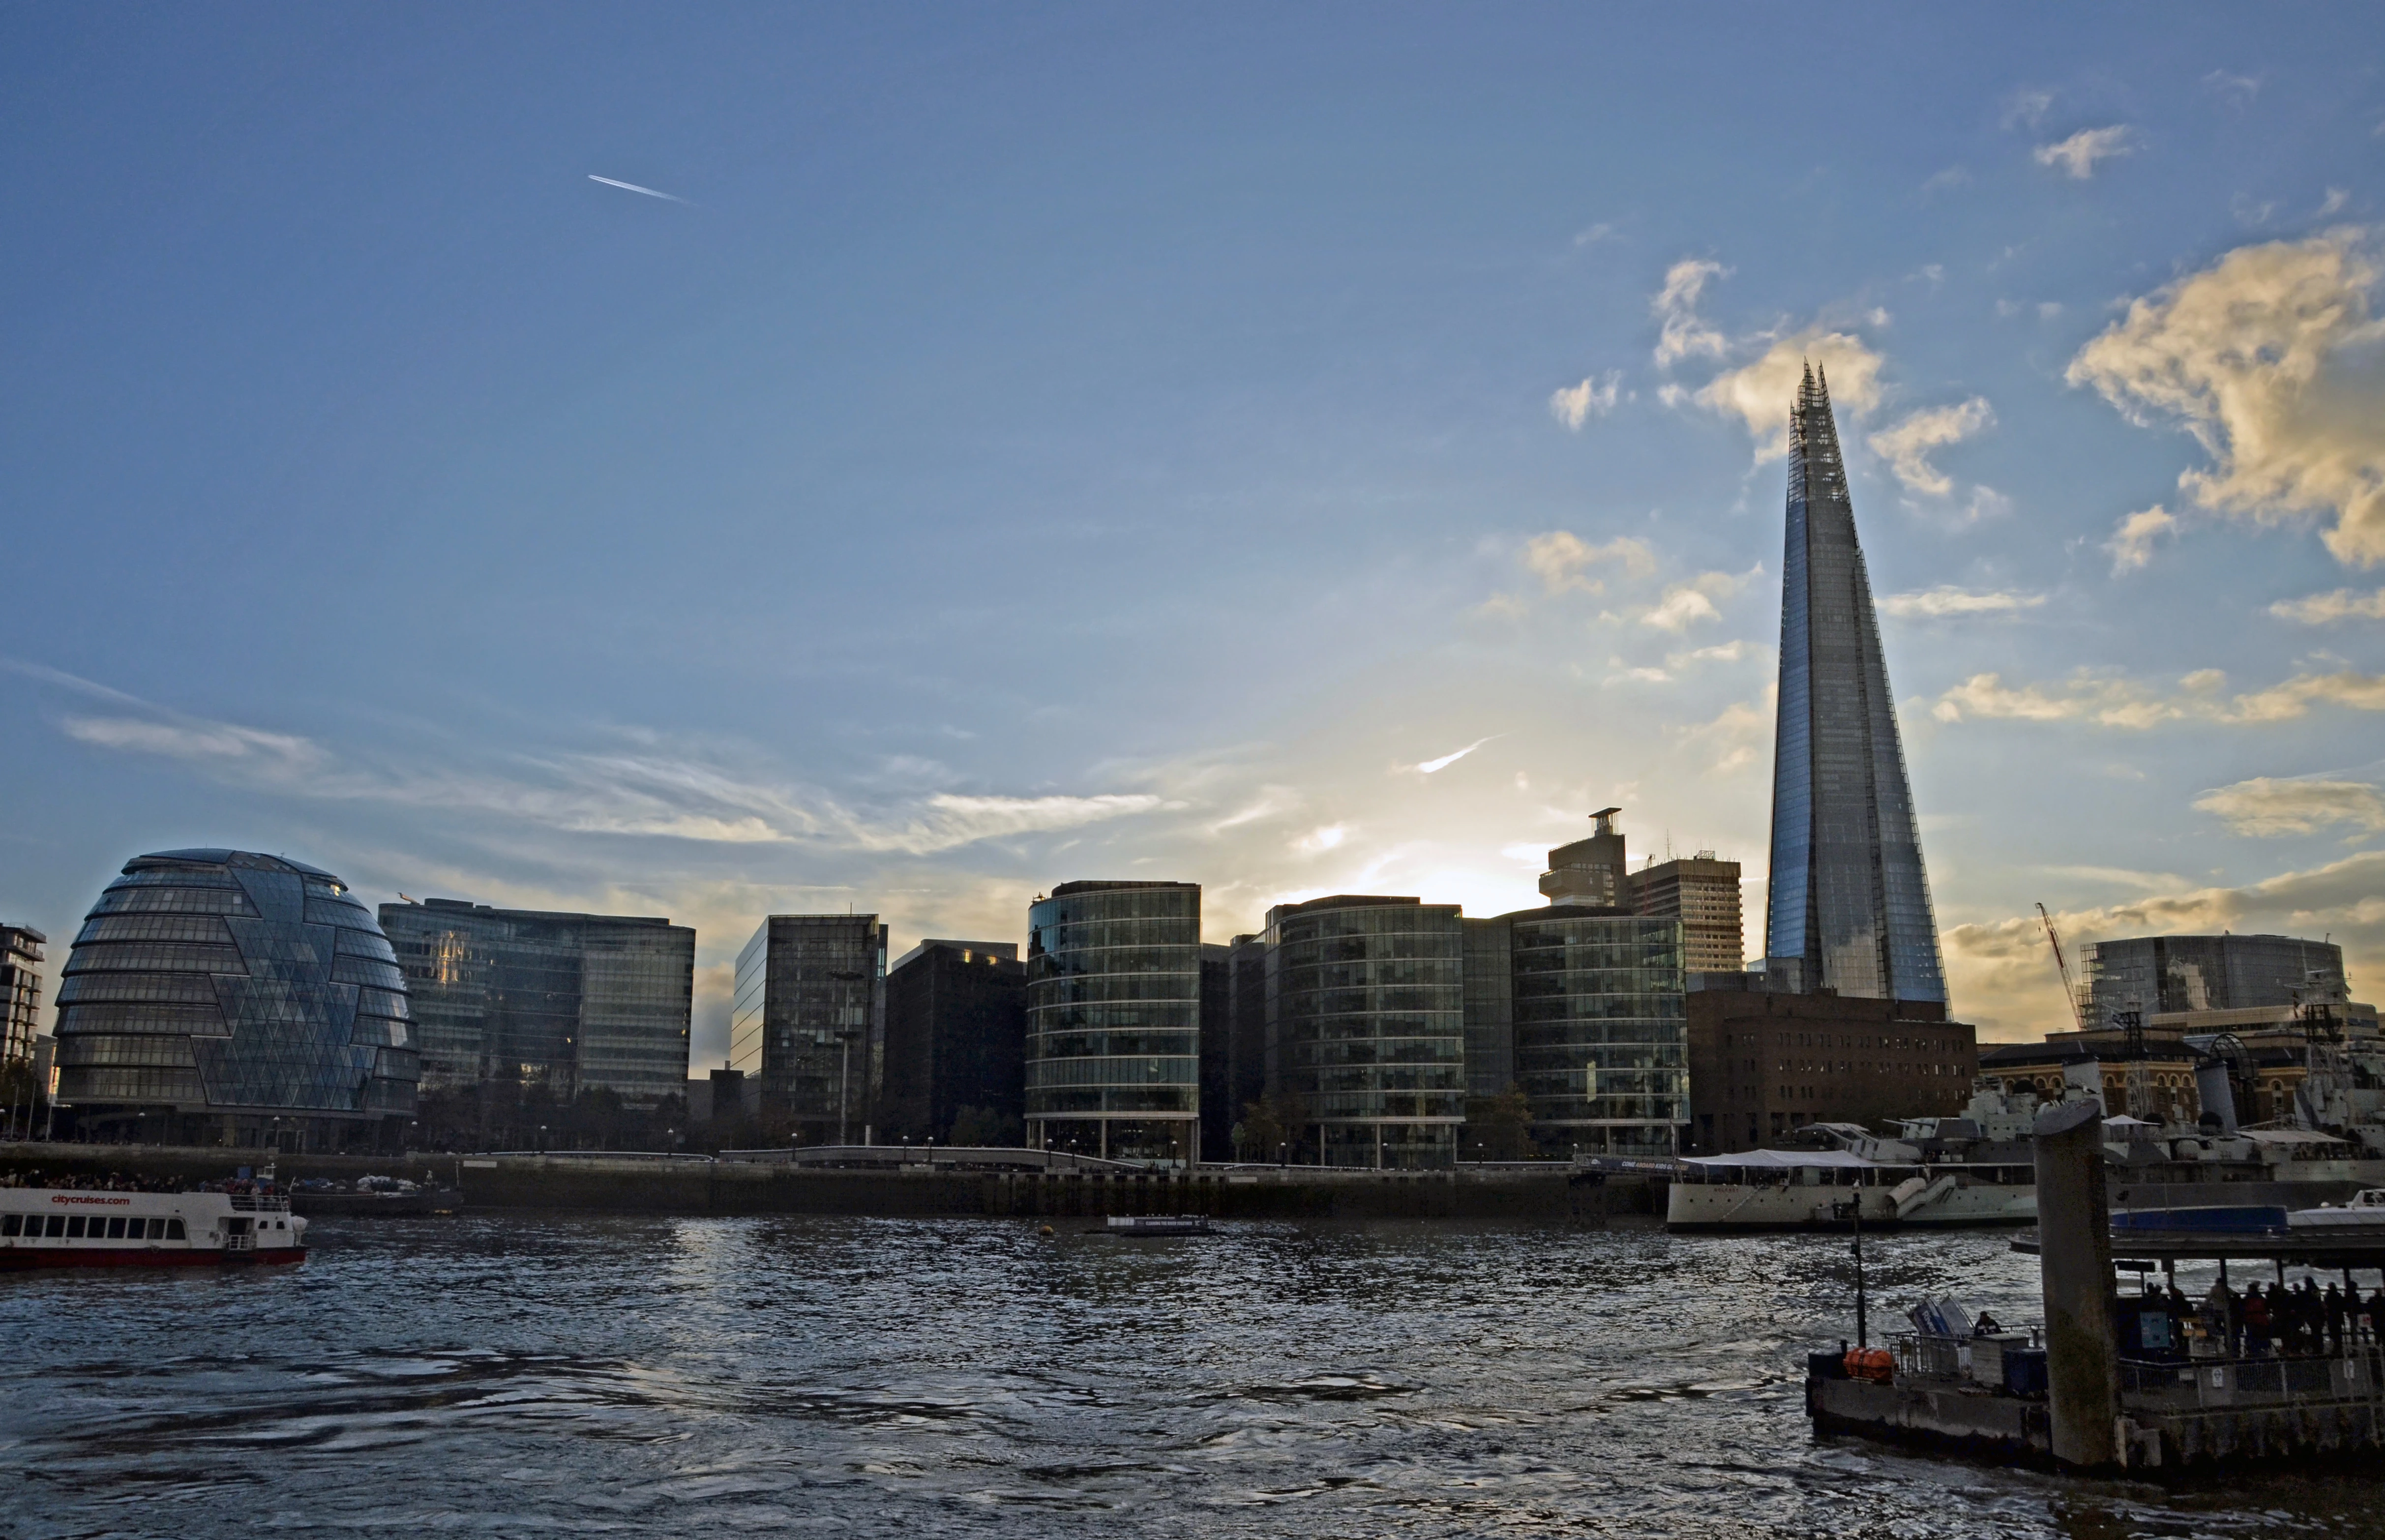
left=2033, top=1097, right=2119, bottom=1470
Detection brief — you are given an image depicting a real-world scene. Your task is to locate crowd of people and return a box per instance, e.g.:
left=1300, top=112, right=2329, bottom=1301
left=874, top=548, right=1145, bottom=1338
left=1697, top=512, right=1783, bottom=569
left=2139, top=1277, right=2385, bottom=1359
left=0, top=1168, right=184, bottom=1192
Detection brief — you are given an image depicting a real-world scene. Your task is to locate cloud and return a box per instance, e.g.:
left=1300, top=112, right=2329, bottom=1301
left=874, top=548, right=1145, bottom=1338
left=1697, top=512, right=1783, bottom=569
left=61, top=714, right=328, bottom=774
left=2002, top=89, right=2056, bottom=130
left=1293, top=824, right=1349, bottom=854
left=2271, top=588, right=2385, bottom=624
left=2203, top=70, right=2262, bottom=106
left=1652, top=258, right=1730, bottom=368
left=1876, top=586, right=2047, bottom=619
left=2321, top=188, right=2351, bottom=218
left=1522, top=531, right=1655, bottom=594
left=1920, top=168, right=1969, bottom=195
left=1678, top=690, right=1774, bottom=777
left=2067, top=234, right=2385, bottom=567
left=1549, top=371, right=1622, bottom=430
left=1693, top=331, right=1886, bottom=460
left=588, top=174, right=687, bottom=204
left=2034, top=126, right=2136, bottom=179
left=1640, top=571, right=1748, bottom=632
left=1929, top=666, right=2385, bottom=729
left=1415, top=737, right=1498, bottom=774
left=2194, top=777, right=2385, bottom=837
left=1574, top=222, right=1618, bottom=247
left=1868, top=397, right=1996, bottom=496
left=2105, top=505, right=2178, bottom=574
left=1669, top=640, right=1753, bottom=666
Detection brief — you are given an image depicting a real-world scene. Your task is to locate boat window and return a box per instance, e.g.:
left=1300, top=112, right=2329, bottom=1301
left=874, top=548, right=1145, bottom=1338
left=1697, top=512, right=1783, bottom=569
left=45, top=1215, right=65, bottom=1238
left=1, top=1214, right=18, bottom=1237
left=149, top=1217, right=167, bottom=1239
left=105, top=1217, right=127, bottom=1240
left=65, top=1216, right=86, bottom=1238
left=166, top=1218, right=186, bottom=1241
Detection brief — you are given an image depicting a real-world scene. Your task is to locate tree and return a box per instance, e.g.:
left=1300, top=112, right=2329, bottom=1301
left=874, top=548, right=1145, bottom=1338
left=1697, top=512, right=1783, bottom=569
left=1464, top=1086, right=1537, bottom=1161
left=1234, top=1096, right=1293, bottom=1161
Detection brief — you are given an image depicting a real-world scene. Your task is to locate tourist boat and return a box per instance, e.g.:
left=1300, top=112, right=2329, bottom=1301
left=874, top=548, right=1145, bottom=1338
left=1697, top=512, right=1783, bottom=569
left=1666, top=1148, right=2039, bottom=1231
left=0, top=1186, right=307, bottom=1269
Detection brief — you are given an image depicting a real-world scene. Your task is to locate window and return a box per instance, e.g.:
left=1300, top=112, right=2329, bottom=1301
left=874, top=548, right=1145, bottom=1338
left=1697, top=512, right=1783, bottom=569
left=45, top=1214, right=64, bottom=1238
left=106, top=1217, right=127, bottom=1239
left=148, top=1217, right=166, bottom=1239
left=65, top=1215, right=86, bottom=1238
left=1, top=1214, right=19, bottom=1237
left=166, top=1218, right=186, bottom=1240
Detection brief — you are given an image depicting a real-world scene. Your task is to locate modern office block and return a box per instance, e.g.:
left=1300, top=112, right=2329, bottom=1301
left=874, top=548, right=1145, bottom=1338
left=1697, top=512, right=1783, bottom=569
left=1266, top=895, right=1466, bottom=1168
left=1024, top=881, right=1200, bottom=1164
left=880, top=939, right=1025, bottom=1143
left=53, top=849, right=417, bottom=1149
left=2084, top=934, right=2348, bottom=1025
left=380, top=898, right=694, bottom=1107
left=1197, top=942, right=1233, bottom=1160
left=1625, top=855, right=1745, bottom=975
left=1687, top=984, right=1976, bottom=1153
left=731, top=915, right=888, bottom=1143
left=0, top=925, right=47, bottom=1139
left=1506, top=907, right=1686, bottom=1156
left=1460, top=915, right=1517, bottom=1099
left=1762, top=365, right=1947, bottom=1002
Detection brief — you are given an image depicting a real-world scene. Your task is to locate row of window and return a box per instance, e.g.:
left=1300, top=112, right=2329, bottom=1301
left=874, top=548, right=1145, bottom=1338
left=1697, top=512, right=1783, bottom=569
left=4, top=1213, right=187, bottom=1240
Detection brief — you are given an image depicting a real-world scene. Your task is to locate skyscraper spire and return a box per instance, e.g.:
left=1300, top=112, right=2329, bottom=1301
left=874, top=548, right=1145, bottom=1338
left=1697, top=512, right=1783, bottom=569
left=1762, top=364, right=1947, bottom=1002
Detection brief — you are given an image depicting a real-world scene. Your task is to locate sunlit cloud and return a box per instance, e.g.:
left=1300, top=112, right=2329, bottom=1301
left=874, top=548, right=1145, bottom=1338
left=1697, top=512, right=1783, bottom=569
left=2033, top=126, right=2135, bottom=179
left=2271, top=588, right=2385, bottom=624
left=2194, top=776, right=2385, bottom=837
left=1868, top=397, right=1995, bottom=497
left=1415, top=736, right=1499, bottom=774
left=1877, top=586, right=2046, bottom=619
left=1929, top=666, right=2385, bottom=729
left=1522, top=531, right=1655, bottom=595
left=1549, top=371, right=1622, bottom=430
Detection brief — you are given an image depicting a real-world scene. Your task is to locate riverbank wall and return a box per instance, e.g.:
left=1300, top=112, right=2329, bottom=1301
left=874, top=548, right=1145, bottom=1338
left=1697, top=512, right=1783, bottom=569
left=0, top=1143, right=1657, bottom=1222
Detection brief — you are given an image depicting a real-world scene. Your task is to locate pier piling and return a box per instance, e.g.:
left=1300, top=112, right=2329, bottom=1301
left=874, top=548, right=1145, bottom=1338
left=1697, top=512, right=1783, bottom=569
left=2033, top=1097, right=2120, bottom=1470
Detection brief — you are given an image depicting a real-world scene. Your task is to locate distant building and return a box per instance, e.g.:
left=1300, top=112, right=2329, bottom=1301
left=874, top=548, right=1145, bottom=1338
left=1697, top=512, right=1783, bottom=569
left=2084, top=934, right=2349, bottom=1026
left=1539, top=808, right=1628, bottom=908
left=1265, top=895, right=1467, bottom=1168
left=1626, top=856, right=1745, bottom=976
left=1, top=925, right=47, bottom=1139
left=1760, top=367, right=1947, bottom=1002
left=880, top=940, right=1025, bottom=1144
left=1686, top=982, right=1976, bottom=1154
left=382, top=898, right=694, bottom=1107
left=1507, top=907, right=1687, bottom=1156
left=1197, top=942, right=1233, bottom=1160
left=1460, top=915, right=1517, bottom=1100
left=55, top=849, right=417, bottom=1149
left=731, top=915, right=887, bottom=1144
left=1025, top=881, right=1200, bottom=1164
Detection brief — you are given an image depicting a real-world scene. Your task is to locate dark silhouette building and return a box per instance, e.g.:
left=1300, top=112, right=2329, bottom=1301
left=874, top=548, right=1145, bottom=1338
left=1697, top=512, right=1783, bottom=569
left=1762, top=366, right=1946, bottom=1002
left=880, top=940, right=1024, bottom=1144
left=1685, top=982, right=1976, bottom=1154
left=732, top=914, right=887, bottom=1144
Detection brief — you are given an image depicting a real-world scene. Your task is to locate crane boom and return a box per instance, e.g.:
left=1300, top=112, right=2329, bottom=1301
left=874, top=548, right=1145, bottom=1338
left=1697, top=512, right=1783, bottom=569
left=2035, top=902, right=2087, bottom=1032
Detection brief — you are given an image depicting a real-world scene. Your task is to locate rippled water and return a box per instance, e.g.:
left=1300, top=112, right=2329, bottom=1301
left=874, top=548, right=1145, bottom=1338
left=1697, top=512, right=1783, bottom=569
left=3, top=1214, right=2379, bottom=1538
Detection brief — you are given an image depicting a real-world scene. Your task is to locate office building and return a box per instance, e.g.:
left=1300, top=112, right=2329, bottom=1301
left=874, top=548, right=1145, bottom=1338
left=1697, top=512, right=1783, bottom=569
left=1507, top=907, right=1687, bottom=1156
left=880, top=939, right=1025, bottom=1144
left=1199, top=934, right=1267, bottom=1157
left=1687, top=984, right=1977, bottom=1153
left=53, top=849, right=417, bottom=1149
left=1460, top=916, right=1518, bottom=1100
left=1625, top=856, right=1745, bottom=975
left=2084, top=934, right=2349, bottom=1026
left=731, top=915, right=888, bottom=1143
left=1539, top=808, right=1628, bottom=907
left=1265, top=895, right=1467, bottom=1168
left=380, top=898, right=693, bottom=1108
left=1, top=925, right=47, bottom=1139
left=1024, top=881, right=1199, bottom=1164
left=1762, top=365, right=1947, bottom=1002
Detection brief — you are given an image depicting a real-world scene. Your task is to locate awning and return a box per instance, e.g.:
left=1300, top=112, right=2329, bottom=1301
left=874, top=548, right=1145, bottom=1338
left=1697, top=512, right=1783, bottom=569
left=1681, top=1149, right=1877, bottom=1170
left=2237, top=1127, right=2350, bottom=1148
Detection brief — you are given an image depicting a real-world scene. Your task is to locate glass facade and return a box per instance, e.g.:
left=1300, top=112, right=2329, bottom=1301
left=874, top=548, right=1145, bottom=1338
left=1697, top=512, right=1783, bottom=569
left=379, top=900, right=693, bottom=1106
left=2086, top=934, right=2350, bottom=1023
left=1024, top=881, right=1199, bottom=1165
left=1508, top=910, right=1686, bottom=1156
left=731, top=915, right=887, bottom=1142
left=1764, top=365, right=1947, bottom=1003
left=1266, top=896, right=1464, bottom=1168
left=53, top=850, right=417, bottom=1147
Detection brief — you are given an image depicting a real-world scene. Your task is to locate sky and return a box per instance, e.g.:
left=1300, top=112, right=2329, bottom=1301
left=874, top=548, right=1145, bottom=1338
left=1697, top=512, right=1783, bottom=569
left=4, top=4, right=2384, bottom=1058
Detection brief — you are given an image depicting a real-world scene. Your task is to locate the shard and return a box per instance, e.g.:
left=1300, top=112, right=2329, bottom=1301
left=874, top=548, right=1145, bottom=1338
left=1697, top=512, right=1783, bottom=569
left=1762, top=365, right=1947, bottom=1003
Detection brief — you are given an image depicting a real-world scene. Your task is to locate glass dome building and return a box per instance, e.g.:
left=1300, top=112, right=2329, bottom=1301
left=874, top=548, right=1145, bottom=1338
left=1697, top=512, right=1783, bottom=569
left=53, top=849, right=418, bottom=1149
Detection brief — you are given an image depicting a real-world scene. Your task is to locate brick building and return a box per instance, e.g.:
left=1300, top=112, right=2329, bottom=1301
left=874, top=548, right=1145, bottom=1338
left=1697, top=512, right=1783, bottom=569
left=1685, top=986, right=1977, bottom=1153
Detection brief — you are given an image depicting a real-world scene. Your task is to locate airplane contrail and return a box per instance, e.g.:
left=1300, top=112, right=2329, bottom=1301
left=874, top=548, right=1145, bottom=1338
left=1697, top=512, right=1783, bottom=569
left=588, top=174, right=685, bottom=203
left=1417, top=735, right=1499, bottom=774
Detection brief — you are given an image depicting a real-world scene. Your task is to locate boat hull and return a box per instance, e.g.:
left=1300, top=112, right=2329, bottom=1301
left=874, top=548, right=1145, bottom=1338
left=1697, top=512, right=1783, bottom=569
left=0, top=1245, right=304, bottom=1270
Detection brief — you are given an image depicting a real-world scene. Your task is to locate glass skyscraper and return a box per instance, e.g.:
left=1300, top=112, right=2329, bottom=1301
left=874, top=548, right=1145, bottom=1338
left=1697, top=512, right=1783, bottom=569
left=730, top=914, right=887, bottom=1143
left=1763, top=365, right=1947, bottom=1003
left=1508, top=910, right=1687, bottom=1155
left=1024, top=880, right=1199, bottom=1164
left=1266, top=895, right=1465, bottom=1168
left=53, top=849, right=417, bottom=1149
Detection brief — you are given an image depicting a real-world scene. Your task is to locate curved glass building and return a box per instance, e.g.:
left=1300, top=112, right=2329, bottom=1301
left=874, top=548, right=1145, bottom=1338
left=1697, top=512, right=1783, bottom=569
left=54, top=850, right=418, bottom=1149
left=1510, top=908, right=1686, bottom=1156
left=1024, top=881, right=1199, bottom=1164
left=1266, top=895, right=1464, bottom=1168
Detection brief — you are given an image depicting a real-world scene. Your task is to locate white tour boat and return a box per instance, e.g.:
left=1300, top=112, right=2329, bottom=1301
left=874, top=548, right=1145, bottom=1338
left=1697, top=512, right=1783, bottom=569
left=0, top=1185, right=307, bottom=1269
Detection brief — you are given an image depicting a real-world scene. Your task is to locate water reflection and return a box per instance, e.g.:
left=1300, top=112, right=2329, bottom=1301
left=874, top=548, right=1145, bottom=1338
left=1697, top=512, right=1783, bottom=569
left=1, top=1215, right=2376, bottom=1537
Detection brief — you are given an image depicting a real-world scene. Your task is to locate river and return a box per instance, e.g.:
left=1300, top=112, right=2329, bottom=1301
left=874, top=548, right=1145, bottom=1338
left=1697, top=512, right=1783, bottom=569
left=2, top=1214, right=2375, bottom=1537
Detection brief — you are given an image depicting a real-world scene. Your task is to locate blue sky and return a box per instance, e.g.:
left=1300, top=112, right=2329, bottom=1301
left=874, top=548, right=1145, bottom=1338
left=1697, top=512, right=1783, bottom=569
left=5, top=4, right=2384, bottom=1053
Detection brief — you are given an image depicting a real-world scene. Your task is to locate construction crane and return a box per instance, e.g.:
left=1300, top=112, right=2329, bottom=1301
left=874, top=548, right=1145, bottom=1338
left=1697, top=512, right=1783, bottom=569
left=2035, top=903, right=2088, bottom=1033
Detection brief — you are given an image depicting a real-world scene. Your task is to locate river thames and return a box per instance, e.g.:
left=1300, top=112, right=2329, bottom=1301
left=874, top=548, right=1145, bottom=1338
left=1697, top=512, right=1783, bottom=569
left=3, top=1214, right=2376, bottom=1538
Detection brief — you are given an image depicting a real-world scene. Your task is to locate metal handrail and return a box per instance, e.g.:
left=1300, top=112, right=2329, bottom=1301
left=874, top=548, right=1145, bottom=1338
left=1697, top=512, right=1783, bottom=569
left=2118, top=1349, right=2385, bottom=1412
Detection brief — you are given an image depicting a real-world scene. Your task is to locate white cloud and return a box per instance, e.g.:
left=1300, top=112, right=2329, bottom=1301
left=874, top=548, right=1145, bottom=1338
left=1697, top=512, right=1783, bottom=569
left=1669, top=640, right=1753, bottom=666
left=1652, top=258, right=1730, bottom=368
left=1574, top=222, right=1618, bottom=247
left=1522, top=531, right=1656, bottom=594
left=61, top=715, right=327, bottom=775
left=2034, top=125, right=2136, bottom=179
left=1929, top=666, right=2385, bottom=729
left=1415, top=737, right=1498, bottom=774
left=1293, top=823, right=1349, bottom=854
left=2105, top=505, right=2177, bottom=574
left=2002, top=89, right=2055, bottom=130
left=1549, top=371, right=1622, bottom=430
left=1876, top=586, right=2047, bottom=619
left=2321, top=188, right=2351, bottom=217
left=1677, top=690, right=1774, bottom=777
left=2067, top=234, right=2385, bottom=567
left=1867, top=397, right=1995, bottom=497
left=2194, top=777, right=2385, bottom=836
left=2271, top=588, right=2385, bottom=624
left=1640, top=571, right=1747, bottom=632
left=1693, top=331, right=1886, bottom=461
left=2204, top=70, right=2263, bottom=106
left=1920, top=169, right=1969, bottom=195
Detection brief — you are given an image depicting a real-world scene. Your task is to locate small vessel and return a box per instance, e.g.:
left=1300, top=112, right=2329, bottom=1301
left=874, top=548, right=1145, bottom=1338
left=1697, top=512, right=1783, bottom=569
left=0, top=1185, right=307, bottom=1269
left=2288, top=1187, right=2385, bottom=1234
left=1104, top=1214, right=1210, bottom=1236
